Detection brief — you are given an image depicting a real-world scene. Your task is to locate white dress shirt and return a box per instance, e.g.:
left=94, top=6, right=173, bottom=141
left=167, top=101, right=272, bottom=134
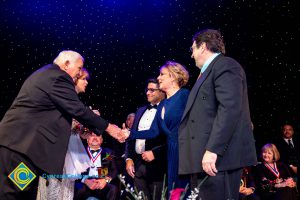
left=135, top=106, right=157, bottom=154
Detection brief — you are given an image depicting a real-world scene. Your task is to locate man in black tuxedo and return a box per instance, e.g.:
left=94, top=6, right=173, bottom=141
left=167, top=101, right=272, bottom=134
left=274, top=124, right=299, bottom=186
left=125, top=78, right=167, bottom=200
left=179, top=29, right=257, bottom=200
left=0, top=50, right=122, bottom=200
left=74, top=133, right=119, bottom=200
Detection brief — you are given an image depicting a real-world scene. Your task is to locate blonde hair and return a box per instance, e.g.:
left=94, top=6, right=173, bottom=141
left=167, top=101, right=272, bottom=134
left=160, top=61, right=189, bottom=87
left=53, top=50, right=84, bottom=67
left=261, top=143, right=280, bottom=162
left=75, top=68, right=90, bottom=85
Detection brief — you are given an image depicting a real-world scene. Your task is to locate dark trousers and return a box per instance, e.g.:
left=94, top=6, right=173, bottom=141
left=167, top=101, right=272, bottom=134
left=0, top=146, right=39, bottom=200
left=134, top=161, right=164, bottom=200
left=74, top=183, right=119, bottom=200
left=190, top=168, right=243, bottom=200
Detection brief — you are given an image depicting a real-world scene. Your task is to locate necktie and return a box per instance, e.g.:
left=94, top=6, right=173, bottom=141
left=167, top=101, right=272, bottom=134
left=288, top=139, right=294, bottom=148
left=147, top=104, right=157, bottom=110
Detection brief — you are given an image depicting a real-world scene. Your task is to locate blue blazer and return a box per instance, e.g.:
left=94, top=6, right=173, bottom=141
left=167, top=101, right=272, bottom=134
left=125, top=105, right=167, bottom=181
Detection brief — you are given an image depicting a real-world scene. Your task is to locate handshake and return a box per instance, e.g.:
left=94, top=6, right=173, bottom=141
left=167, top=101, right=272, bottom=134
left=90, top=107, right=129, bottom=143
left=105, top=123, right=130, bottom=143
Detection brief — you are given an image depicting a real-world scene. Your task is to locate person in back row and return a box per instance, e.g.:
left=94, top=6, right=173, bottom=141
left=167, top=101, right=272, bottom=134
left=274, top=123, right=299, bottom=179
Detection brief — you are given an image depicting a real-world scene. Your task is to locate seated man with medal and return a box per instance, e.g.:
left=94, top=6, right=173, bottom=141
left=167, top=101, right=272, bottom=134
left=255, top=143, right=297, bottom=200
left=74, top=130, right=119, bottom=200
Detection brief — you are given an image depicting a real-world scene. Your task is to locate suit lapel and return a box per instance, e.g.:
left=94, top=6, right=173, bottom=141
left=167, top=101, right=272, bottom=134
left=132, top=106, right=147, bottom=131
left=181, top=54, right=223, bottom=121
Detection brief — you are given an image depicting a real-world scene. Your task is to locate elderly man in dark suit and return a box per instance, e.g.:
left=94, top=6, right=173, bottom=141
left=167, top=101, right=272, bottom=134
left=178, top=29, right=257, bottom=200
left=0, top=50, right=122, bottom=200
left=125, top=78, right=167, bottom=200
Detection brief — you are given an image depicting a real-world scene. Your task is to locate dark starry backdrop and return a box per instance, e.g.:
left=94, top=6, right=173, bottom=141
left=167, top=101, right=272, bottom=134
left=0, top=0, right=299, bottom=150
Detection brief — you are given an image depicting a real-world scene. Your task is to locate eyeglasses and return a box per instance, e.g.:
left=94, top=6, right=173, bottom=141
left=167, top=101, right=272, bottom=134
left=145, top=88, right=160, bottom=93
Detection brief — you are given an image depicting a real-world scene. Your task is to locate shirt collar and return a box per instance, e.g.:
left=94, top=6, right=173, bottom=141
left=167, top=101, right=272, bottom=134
left=201, top=53, right=220, bottom=74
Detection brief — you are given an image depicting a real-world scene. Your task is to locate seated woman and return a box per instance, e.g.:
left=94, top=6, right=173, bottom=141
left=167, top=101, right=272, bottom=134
left=255, top=143, right=297, bottom=200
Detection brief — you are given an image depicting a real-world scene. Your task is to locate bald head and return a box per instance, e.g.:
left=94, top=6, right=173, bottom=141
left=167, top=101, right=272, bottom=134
left=53, top=50, right=84, bottom=80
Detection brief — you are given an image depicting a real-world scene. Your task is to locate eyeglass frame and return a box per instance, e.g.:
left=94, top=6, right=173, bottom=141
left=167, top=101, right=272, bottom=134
left=145, top=88, right=160, bottom=93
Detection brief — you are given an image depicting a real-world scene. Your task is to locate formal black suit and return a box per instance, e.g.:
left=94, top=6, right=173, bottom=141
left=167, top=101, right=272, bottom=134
left=179, top=54, right=257, bottom=200
left=274, top=136, right=300, bottom=193
left=125, top=105, right=167, bottom=199
left=0, top=64, right=109, bottom=199
left=274, top=137, right=300, bottom=174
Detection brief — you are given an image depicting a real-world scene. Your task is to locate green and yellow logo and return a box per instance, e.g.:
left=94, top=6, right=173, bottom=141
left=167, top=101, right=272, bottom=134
left=8, top=162, right=36, bottom=191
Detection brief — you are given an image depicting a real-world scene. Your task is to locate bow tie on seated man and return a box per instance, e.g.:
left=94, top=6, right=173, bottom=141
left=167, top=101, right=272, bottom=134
left=147, top=104, right=157, bottom=110
left=90, top=149, right=100, bottom=155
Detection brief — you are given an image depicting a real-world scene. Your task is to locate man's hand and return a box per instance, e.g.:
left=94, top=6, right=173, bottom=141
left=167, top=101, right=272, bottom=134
left=126, top=159, right=135, bottom=178
left=115, top=123, right=130, bottom=143
left=95, top=179, right=107, bottom=190
left=202, top=150, right=218, bottom=176
left=239, top=186, right=246, bottom=193
left=239, top=186, right=254, bottom=196
left=105, top=123, right=123, bottom=141
left=142, top=151, right=155, bottom=162
left=84, top=179, right=98, bottom=190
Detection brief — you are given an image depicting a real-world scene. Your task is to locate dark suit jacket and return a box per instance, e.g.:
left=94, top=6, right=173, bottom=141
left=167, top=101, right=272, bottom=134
left=125, top=105, right=167, bottom=181
left=0, top=64, right=108, bottom=175
left=274, top=137, right=300, bottom=168
left=179, top=54, right=257, bottom=174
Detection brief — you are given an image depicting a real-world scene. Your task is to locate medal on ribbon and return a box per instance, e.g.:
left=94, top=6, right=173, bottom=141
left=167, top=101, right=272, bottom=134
left=264, top=162, right=280, bottom=178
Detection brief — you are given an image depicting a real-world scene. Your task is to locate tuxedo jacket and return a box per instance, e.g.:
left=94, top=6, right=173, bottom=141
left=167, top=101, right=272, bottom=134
left=125, top=105, right=167, bottom=181
left=179, top=54, right=257, bottom=174
left=0, top=64, right=108, bottom=174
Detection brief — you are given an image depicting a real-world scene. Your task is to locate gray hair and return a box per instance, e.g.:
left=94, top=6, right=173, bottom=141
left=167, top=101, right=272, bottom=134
left=127, top=113, right=135, bottom=119
left=53, top=50, right=84, bottom=66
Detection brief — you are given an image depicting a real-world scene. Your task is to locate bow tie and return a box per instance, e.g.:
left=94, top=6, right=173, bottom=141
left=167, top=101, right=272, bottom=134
left=90, top=149, right=100, bottom=154
left=147, top=104, right=157, bottom=110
